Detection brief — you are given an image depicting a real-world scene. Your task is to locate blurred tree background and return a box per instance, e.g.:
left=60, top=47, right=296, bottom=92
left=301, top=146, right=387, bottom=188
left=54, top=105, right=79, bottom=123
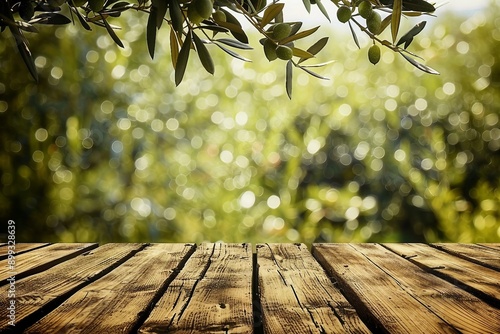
left=1, top=2, right=499, bottom=244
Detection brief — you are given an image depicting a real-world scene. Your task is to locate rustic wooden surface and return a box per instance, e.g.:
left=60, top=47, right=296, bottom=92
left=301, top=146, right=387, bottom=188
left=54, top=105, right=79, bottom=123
left=256, top=243, right=370, bottom=333
left=139, top=243, right=253, bottom=333
left=1, top=243, right=499, bottom=333
left=0, top=243, right=97, bottom=283
left=0, top=244, right=49, bottom=261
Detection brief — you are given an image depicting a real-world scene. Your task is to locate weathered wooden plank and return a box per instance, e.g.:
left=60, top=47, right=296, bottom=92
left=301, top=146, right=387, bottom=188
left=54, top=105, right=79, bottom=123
left=432, top=243, right=500, bottom=271
left=256, top=243, right=370, bottom=334
left=384, top=243, right=500, bottom=306
left=478, top=243, right=500, bottom=251
left=25, top=243, right=195, bottom=333
left=313, top=243, right=465, bottom=333
left=0, top=243, right=50, bottom=260
left=319, top=243, right=500, bottom=334
left=139, top=243, right=253, bottom=334
left=0, top=243, right=146, bottom=332
left=0, top=243, right=97, bottom=284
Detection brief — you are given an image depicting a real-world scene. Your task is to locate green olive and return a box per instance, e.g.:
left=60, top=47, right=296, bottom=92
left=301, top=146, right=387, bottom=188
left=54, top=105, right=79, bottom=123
left=276, top=45, right=293, bottom=60
left=212, top=9, right=226, bottom=23
left=366, top=11, right=381, bottom=34
left=188, top=0, right=213, bottom=24
left=358, top=1, right=372, bottom=19
left=195, top=0, right=213, bottom=19
left=337, top=6, right=351, bottom=23
left=263, top=39, right=278, bottom=61
left=188, top=5, right=203, bottom=24
left=272, top=23, right=292, bottom=41
left=368, top=44, right=381, bottom=64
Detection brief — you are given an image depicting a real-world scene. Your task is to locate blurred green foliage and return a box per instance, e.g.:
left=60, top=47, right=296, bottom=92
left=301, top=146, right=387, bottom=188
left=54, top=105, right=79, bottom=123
left=1, top=4, right=499, bottom=244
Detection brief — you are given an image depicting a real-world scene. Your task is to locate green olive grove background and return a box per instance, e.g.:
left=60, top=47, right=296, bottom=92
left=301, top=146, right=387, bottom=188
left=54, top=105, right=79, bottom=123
left=1, top=3, right=499, bottom=244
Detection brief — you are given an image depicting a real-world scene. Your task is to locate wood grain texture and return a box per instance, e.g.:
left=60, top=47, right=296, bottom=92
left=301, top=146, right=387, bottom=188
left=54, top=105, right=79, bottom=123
left=139, top=243, right=253, bottom=334
left=256, top=243, right=370, bottom=334
left=0, top=243, right=97, bottom=284
left=479, top=243, right=500, bottom=251
left=3, top=243, right=499, bottom=333
left=0, top=243, right=50, bottom=260
left=313, top=243, right=460, bottom=333
left=0, top=243, right=146, bottom=332
left=384, top=243, right=500, bottom=306
left=319, top=243, right=500, bottom=334
left=432, top=243, right=500, bottom=271
left=25, top=243, right=195, bottom=333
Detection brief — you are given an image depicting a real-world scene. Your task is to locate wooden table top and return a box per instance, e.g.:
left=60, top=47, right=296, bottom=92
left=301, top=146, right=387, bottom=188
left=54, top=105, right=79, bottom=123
left=1, top=243, right=499, bottom=333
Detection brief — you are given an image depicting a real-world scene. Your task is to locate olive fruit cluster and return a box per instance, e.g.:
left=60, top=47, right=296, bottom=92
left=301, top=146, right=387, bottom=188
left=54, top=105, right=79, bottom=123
left=357, top=0, right=381, bottom=35
left=263, top=23, right=294, bottom=61
left=187, top=0, right=214, bottom=24
left=264, top=41, right=294, bottom=61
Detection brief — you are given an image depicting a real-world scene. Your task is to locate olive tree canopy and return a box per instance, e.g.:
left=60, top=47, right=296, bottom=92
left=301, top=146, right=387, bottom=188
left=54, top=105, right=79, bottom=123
left=1, top=0, right=439, bottom=96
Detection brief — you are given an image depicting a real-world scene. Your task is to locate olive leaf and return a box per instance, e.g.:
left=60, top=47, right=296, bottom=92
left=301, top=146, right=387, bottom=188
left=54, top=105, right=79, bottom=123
left=397, top=21, right=426, bottom=49
left=260, top=3, right=284, bottom=27
left=300, top=60, right=335, bottom=68
left=348, top=21, right=360, bottom=49
left=214, top=42, right=252, bottom=62
left=306, top=37, right=328, bottom=56
left=170, top=28, right=179, bottom=68
left=280, top=26, right=319, bottom=45
left=298, top=65, right=329, bottom=80
left=193, top=33, right=215, bottom=75
left=147, top=7, right=157, bottom=58
left=196, top=24, right=229, bottom=33
left=399, top=51, right=439, bottom=75
left=102, top=16, right=123, bottom=47
left=111, top=2, right=134, bottom=10
left=403, top=0, right=435, bottom=12
left=69, top=4, right=92, bottom=30
left=379, top=0, right=435, bottom=12
left=289, top=22, right=302, bottom=36
left=168, top=0, right=183, bottom=33
left=152, top=0, right=167, bottom=29
left=215, top=38, right=253, bottom=50
left=302, top=0, right=311, bottom=13
left=315, top=0, right=330, bottom=22
left=10, top=26, right=38, bottom=82
left=30, top=13, right=71, bottom=25
left=220, top=9, right=248, bottom=44
left=15, top=21, right=39, bottom=33
left=292, top=47, right=314, bottom=59
left=391, top=0, right=402, bottom=42
left=380, top=14, right=392, bottom=35
left=175, top=32, right=192, bottom=86
left=286, top=60, right=293, bottom=99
